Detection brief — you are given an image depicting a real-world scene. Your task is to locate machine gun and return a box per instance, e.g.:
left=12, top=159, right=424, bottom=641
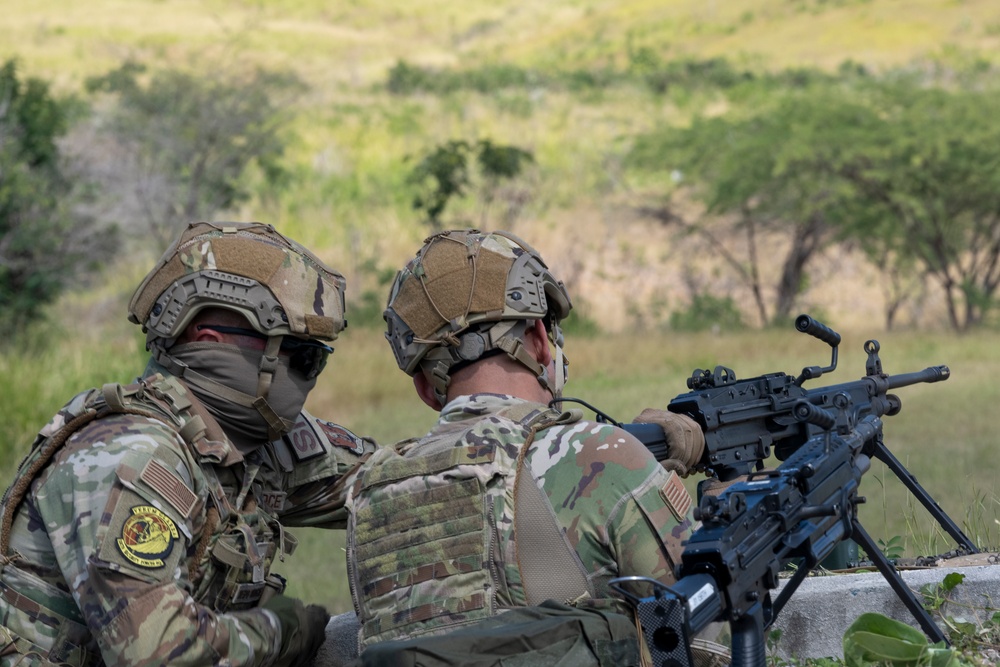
left=597, top=316, right=970, bottom=667
left=618, top=314, right=971, bottom=553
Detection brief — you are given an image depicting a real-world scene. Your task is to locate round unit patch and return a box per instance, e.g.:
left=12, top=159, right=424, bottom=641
left=117, top=505, right=179, bottom=568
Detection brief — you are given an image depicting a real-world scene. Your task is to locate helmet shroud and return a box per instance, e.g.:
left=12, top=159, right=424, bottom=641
left=128, top=221, right=346, bottom=345
left=384, top=229, right=572, bottom=404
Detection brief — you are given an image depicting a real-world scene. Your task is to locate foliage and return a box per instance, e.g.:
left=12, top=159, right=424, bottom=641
left=406, top=139, right=535, bottom=232
left=84, top=59, right=305, bottom=248
left=877, top=535, right=906, bottom=562
left=842, top=612, right=965, bottom=667
left=347, top=258, right=398, bottom=329
left=629, top=82, right=870, bottom=326
left=837, top=82, right=1000, bottom=331
left=386, top=56, right=761, bottom=97
left=669, top=293, right=744, bottom=333
left=629, top=65, right=1000, bottom=332
left=387, top=60, right=546, bottom=95
left=921, top=572, right=1000, bottom=659
left=0, top=59, right=118, bottom=341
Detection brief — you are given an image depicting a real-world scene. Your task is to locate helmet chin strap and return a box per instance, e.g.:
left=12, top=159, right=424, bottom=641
left=550, top=339, right=567, bottom=399
left=422, top=319, right=568, bottom=405
left=251, top=336, right=292, bottom=439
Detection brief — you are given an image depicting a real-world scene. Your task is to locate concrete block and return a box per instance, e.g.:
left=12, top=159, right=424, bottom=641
left=771, top=565, right=1000, bottom=660
left=314, top=612, right=359, bottom=667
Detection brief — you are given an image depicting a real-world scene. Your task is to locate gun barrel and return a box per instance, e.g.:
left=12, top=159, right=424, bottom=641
left=887, top=365, right=950, bottom=390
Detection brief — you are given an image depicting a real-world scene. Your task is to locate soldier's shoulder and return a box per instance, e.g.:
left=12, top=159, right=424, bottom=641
left=531, top=418, right=657, bottom=480
left=283, top=411, right=377, bottom=464
left=543, top=418, right=644, bottom=448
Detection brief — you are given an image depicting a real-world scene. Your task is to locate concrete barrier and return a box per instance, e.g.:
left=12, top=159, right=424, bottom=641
left=771, top=563, right=1000, bottom=660
left=314, top=612, right=360, bottom=667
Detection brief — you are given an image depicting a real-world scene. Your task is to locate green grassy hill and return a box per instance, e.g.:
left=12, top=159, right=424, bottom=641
left=5, top=0, right=1000, bottom=87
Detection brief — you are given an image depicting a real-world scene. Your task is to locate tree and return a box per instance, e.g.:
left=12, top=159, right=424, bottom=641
left=85, top=60, right=304, bottom=247
left=629, top=85, right=875, bottom=327
left=839, top=83, right=1000, bottom=331
left=407, top=139, right=535, bottom=232
left=0, top=59, right=118, bottom=339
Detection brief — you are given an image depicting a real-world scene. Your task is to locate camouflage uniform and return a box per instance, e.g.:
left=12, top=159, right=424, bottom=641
left=0, top=371, right=373, bottom=666
left=346, top=393, right=694, bottom=648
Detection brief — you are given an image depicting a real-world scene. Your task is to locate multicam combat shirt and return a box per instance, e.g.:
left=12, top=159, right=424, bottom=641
left=347, top=393, right=695, bottom=648
left=0, top=373, right=374, bottom=667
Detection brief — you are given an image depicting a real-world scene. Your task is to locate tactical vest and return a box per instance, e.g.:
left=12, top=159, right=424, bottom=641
left=347, top=403, right=593, bottom=648
left=0, top=375, right=295, bottom=667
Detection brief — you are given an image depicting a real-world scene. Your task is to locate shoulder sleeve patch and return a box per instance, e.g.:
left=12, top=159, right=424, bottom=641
left=660, top=470, right=693, bottom=523
left=315, top=419, right=368, bottom=456
left=98, top=489, right=186, bottom=580
left=284, top=415, right=327, bottom=462
left=139, top=459, right=197, bottom=520
left=117, top=505, right=179, bottom=568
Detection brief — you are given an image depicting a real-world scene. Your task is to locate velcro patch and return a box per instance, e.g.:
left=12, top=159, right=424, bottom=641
left=117, top=505, right=180, bottom=569
left=140, top=459, right=197, bottom=519
left=660, top=471, right=693, bottom=523
left=316, top=419, right=367, bottom=455
left=285, top=417, right=327, bottom=462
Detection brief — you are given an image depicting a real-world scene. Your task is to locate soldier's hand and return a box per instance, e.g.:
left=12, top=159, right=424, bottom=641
left=633, top=408, right=705, bottom=477
left=263, top=594, right=330, bottom=667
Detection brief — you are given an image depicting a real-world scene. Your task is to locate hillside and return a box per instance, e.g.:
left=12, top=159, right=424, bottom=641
left=2, top=0, right=1000, bottom=331
left=5, top=0, right=1000, bottom=87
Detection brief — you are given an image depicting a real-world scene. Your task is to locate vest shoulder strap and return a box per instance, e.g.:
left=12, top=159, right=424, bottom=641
left=511, top=406, right=592, bottom=605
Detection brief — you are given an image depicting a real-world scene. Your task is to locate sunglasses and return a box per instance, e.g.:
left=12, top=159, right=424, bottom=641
left=197, top=325, right=333, bottom=379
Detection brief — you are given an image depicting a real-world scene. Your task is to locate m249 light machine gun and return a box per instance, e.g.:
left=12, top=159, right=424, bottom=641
left=609, top=316, right=971, bottom=667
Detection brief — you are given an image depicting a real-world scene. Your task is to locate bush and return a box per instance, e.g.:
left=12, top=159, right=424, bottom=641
left=669, top=293, right=744, bottom=332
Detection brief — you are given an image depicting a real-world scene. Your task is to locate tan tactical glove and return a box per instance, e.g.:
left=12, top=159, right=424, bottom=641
left=699, top=476, right=746, bottom=498
left=263, top=594, right=329, bottom=667
left=632, top=408, right=705, bottom=477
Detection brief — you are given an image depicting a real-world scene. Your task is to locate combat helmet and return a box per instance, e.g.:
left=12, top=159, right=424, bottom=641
left=129, top=221, right=346, bottom=345
left=384, top=229, right=572, bottom=404
left=127, top=222, right=347, bottom=439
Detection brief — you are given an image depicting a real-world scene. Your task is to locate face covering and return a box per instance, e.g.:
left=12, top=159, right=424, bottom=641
left=168, top=342, right=316, bottom=449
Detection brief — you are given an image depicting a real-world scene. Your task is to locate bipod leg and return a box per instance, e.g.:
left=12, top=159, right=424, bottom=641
left=852, top=521, right=948, bottom=645
left=871, top=439, right=977, bottom=553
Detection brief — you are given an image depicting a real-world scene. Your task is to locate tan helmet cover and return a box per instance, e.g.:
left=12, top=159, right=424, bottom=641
left=128, top=222, right=347, bottom=344
left=384, top=229, right=572, bottom=401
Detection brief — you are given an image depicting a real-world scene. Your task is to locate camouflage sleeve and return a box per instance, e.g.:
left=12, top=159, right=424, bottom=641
left=33, top=415, right=282, bottom=667
left=528, top=421, right=696, bottom=597
left=274, top=410, right=378, bottom=528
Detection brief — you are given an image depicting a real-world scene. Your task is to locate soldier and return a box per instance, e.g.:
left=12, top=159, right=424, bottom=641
left=345, top=229, right=720, bottom=665
left=0, top=222, right=375, bottom=666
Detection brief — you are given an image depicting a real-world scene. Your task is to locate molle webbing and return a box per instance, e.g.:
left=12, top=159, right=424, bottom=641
left=353, top=447, right=497, bottom=642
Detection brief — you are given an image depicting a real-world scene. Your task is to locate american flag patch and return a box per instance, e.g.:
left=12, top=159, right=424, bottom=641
left=660, top=471, right=692, bottom=522
left=140, top=459, right=197, bottom=519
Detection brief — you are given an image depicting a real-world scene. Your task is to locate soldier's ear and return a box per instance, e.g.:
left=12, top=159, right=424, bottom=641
left=525, top=318, right=552, bottom=368
left=413, top=373, right=444, bottom=411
